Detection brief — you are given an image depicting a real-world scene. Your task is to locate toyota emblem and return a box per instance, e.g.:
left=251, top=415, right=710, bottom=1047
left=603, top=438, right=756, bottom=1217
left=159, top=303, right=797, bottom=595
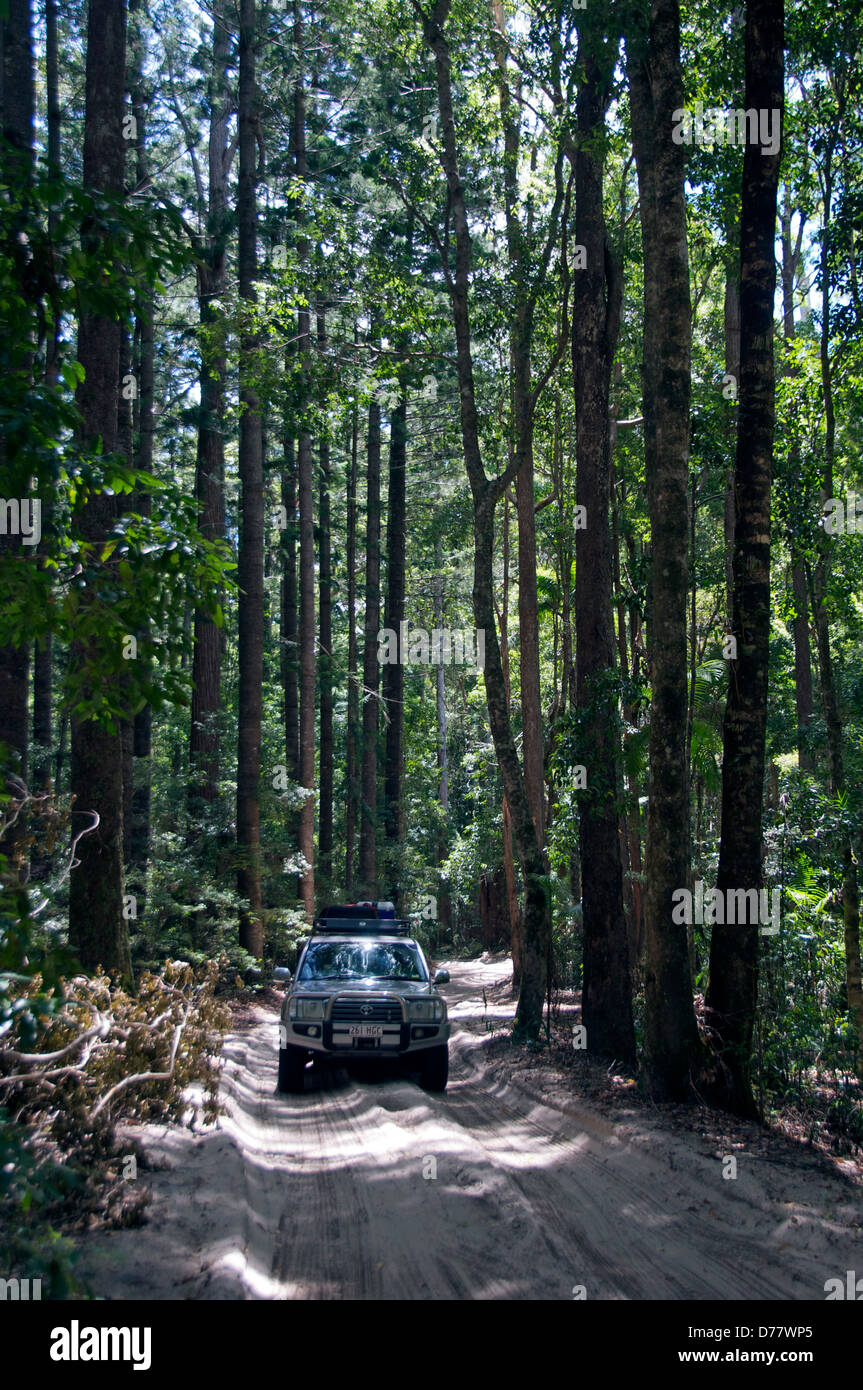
left=360, top=1004, right=373, bottom=1017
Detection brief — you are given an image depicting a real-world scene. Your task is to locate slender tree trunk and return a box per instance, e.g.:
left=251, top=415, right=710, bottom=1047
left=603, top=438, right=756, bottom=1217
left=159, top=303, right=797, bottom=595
left=571, top=28, right=635, bottom=1063
left=236, top=0, right=264, bottom=957
left=420, top=0, right=550, bottom=1036
left=281, top=433, right=299, bottom=781
left=791, top=560, right=813, bottom=769
left=558, top=488, right=574, bottom=724
left=32, top=0, right=59, bottom=801
left=433, top=562, right=451, bottom=929
left=810, top=137, right=863, bottom=1075
left=121, top=714, right=134, bottom=867
left=189, top=0, right=230, bottom=815
left=68, top=0, right=130, bottom=979
left=345, top=393, right=359, bottom=895
left=294, top=14, right=315, bottom=917
left=705, top=0, right=784, bottom=1117
left=45, top=0, right=60, bottom=185
left=0, top=0, right=34, bottom=863
left=383, top=395, right=407, bottom=851
left=723, top=268, right=740, bottom=628
left=0, top=0, right=33, bottom=172
left=611, top=450, right=643, bottom=967
left=515, top=424, right=544, bottom=848
left=498, top=497, right=521, bottom=980
left=779, top=196, right=814, bottom=774
left=297, top=412, right=315, bottom=915
left=118, top=313, right=135, bottom=871
left=317, top=306, right=333, bottom=893
left=127, top=0, right=152, bottom=882
left=32, top=635, right=51, bottom=789
left=627, top=0, right=701, bottom=1097
left=618, top=457, right=645, bottom=966
left=490, top=0, right=545, bottom=857
left=130, top=288, right=154, bottom=877
left=359, top=389, right=382, bottom=895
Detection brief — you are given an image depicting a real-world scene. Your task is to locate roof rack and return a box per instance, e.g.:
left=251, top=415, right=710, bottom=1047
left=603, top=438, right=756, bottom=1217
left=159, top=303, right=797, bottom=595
left=312, top=916, right=411, bottom=935
left=309, top=900, right=412, bottom=934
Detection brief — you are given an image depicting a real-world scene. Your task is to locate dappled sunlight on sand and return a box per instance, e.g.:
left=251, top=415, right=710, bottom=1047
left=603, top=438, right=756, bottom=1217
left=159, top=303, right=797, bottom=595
left=72, top=955, right=863, bottom=1300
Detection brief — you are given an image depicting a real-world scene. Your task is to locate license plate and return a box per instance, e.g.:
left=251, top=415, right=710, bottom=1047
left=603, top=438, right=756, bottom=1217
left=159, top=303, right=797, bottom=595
left=348, top=1024, right=383, bottom=1038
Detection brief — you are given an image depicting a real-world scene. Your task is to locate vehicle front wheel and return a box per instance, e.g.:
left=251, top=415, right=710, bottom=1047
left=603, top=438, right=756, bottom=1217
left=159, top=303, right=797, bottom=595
left=418, top=1044, right=449, bottom=1093
left=278, top=1044, right=308, bottom=1094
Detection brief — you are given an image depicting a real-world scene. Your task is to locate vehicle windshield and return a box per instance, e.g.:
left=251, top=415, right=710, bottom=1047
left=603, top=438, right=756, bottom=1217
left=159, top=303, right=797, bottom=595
left=298, top=940, right=427, bottom=982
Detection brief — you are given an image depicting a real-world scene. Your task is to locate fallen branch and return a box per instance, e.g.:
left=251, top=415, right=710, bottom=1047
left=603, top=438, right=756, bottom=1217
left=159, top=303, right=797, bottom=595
left=91, top=1006, right=191, bottom=1120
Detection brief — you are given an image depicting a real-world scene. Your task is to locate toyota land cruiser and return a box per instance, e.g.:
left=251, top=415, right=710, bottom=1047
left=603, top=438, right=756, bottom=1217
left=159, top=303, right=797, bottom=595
left=275, top=902, right=451, bottom=1094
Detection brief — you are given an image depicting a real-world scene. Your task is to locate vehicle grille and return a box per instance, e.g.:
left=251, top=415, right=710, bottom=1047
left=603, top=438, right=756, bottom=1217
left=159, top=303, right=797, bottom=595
left=331, top=998, right=402, bottom=1024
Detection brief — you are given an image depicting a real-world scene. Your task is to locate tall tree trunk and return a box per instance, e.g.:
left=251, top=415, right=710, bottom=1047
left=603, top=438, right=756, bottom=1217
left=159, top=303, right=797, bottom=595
left=627, top=0, right=701, bottom=1097
left=571, top=25, right=635, bottom=1063
left=810, top=130, right=863, bottom=1076
left=359, top=389, right=382, bottom=896
left=0, top=0, right=33, bottom=173
left=383, top=395, right=407, bottom=853
left=297, top=413, right=315, bottom=916
left=558, top=456, right=574, bottom=722
left=68, top=0, right=130, bottom=979
left=498, top=498, right=521, bottom=979
left=317, top=306, right=333, bottom=893
left=433, top=560, right=451, bottom=930
left=514, top=440, right=545, bottom=841
left=45, top=0, right=60, bottom=184
left=189, top=0, right=230, bottom=815
left=616, top=452, right=645, bottom=967
left=791, top=558, right=813, bottom=770
left=345, top=393, right=359, bottom=896
left=126, top=0, right=152, bottom=883
left=705, top=0, right=784, bottom=1117
left=420, top=0, right=550, bottom=1037
left=722, top=3, right=745, bottom=634
left=294, top=10, right=315, bottom=918
left=32, top=0, right=60, bottom=801
left=0, top=0, right=34, bottom=865
left=515, top=429, right=544, bottom=849
left=723, top=268, right=740, bottom=628
left=118, top=315, right=135, bottom=872
left=490, top=0, right=545, bottom=860
left=32, top=634, right=51, bottom=791
left=779, top=195, right=814, bottom=774
left=236, top=0, right=264, bottom=957
left=130, top=290, right=153, bottom=878
left=281, top=433, right=299, bottom=781
left=611, top=448, right=643, bottom=968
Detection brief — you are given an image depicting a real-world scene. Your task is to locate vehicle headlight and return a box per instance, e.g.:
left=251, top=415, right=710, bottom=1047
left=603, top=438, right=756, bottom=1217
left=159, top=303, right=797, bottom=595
left=288, top=997, right=325, bottom=1020
left=407, top=999, right=443, bottom=1022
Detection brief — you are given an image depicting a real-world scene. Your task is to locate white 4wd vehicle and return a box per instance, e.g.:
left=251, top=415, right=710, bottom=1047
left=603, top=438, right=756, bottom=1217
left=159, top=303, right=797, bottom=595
left=275, top=903, right=451, bottom=1094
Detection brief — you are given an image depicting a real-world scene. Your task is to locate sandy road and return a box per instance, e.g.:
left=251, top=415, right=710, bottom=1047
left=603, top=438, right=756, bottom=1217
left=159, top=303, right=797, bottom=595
left=77, top=957, right=862, bottom=1300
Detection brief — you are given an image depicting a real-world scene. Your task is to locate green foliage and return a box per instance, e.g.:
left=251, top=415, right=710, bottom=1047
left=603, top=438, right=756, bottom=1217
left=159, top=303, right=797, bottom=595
left=0, top=1111, right=83, bottom=1296
left=0, top=861, right=229, bottom=1291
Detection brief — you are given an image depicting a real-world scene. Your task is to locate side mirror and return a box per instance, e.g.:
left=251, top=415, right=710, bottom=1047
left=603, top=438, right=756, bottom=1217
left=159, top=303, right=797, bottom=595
left=273, top=966, right=292, bottom=984
left=434, top=969, right=450, bottom=985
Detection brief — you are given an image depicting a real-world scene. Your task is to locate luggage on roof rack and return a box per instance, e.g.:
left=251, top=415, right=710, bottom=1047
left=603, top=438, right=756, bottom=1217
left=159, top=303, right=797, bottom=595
left=311, top=902, right=409, bottom=935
